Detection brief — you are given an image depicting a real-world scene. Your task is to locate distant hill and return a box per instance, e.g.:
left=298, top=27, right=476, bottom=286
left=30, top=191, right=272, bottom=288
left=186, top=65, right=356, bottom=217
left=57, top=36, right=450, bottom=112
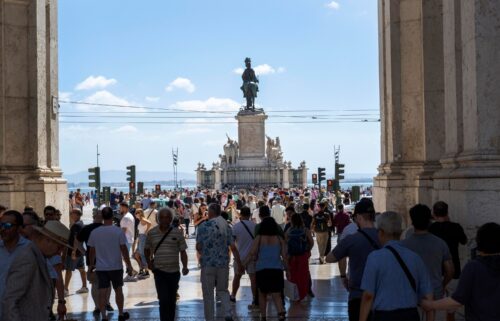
left=64, top=170, right=196, bottom=184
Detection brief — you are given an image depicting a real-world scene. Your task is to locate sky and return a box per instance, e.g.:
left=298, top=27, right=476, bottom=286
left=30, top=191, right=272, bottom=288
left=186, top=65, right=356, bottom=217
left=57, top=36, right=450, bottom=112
left=58, top=0, right=380, bottom=179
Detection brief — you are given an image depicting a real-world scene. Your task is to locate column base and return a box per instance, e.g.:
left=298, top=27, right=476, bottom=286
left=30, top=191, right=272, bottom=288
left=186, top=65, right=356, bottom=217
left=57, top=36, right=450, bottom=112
left=0, top=167, right=69, bottom=225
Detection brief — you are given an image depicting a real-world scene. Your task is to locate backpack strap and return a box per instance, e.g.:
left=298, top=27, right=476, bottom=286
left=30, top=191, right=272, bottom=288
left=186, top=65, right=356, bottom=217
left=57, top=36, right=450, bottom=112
left=358, top=229, right=380, bottom=250
left=153, top=227, right=173, bottom=256
left=386, top=245, right=417, bottom=293
left=241, top=221, right=254, bottom=240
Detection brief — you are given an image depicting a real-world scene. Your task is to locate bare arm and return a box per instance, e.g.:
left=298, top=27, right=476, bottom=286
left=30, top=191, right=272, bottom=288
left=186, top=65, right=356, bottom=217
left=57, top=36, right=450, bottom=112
left=423, top=293, right=435, bottom=321
left=442, top=259, right=454, bottom=288
left=422, top=296, right=462, bottom=312
left=359, top=291, right=374, bottom=321
left=120, top=244, right=133, bottom=271
left=88, top=246, right=96, bottom=267
left=326, top=252, right=338, bottom=263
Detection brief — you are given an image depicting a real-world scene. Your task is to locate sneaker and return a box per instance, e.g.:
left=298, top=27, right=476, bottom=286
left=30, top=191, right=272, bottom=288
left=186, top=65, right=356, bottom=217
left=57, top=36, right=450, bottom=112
left=105, top=303, right=114, bottom=311
left=75, top=287, right=89, bottom=294
left=118, top=312, right=130, bottom=321
left=123, top=275, right=137, bottom=282
left=137, top=271, right=150, bottom=280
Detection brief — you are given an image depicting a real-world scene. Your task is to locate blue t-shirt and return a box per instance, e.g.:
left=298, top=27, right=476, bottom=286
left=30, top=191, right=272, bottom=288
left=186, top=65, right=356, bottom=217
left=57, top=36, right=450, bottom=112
left=332, top=227, right=380, bottom=299
left=361, top=241, right=432, bottom=311
left=196, top=216, right=233, bottom=268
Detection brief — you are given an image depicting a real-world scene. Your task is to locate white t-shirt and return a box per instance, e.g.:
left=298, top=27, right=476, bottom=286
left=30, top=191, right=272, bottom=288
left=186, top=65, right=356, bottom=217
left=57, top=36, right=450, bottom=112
left=271, top=204, right=286, bottom=225
left=232, top=220, right=256, bottom=260
left=120, top=212, right=135, bottom=244
left=88, top=225, right=127, bottom=271
left=252, top=208, right=261, bottom=224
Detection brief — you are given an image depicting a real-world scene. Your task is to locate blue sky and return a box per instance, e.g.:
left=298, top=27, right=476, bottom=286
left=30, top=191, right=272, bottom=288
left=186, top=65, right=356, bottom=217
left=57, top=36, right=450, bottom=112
left=58, top=0, right=380, bottom=179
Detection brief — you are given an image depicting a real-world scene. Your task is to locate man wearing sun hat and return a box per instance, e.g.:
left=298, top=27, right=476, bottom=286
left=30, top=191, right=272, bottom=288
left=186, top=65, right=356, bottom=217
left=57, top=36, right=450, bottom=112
left=1, top=219, right=71, bottom=321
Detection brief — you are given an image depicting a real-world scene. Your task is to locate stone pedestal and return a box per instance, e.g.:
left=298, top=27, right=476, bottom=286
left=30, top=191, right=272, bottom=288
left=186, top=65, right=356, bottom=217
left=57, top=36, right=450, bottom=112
left=235, top=109, right=268, bottom=167
left=0, top=0, right=68, bottom=224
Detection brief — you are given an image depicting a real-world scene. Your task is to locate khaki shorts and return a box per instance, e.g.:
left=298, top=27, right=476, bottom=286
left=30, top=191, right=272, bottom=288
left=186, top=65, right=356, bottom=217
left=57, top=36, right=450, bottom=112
left=233, top=259, right=256, bottom=275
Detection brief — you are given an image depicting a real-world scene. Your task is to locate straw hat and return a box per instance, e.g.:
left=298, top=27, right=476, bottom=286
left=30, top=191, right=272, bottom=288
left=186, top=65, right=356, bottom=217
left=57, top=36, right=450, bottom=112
left=33, top=221, right=72, bottom=249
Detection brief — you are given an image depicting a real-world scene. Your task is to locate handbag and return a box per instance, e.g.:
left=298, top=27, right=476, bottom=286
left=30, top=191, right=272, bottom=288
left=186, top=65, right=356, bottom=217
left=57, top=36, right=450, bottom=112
left=284, top=279, right=300, bottom=301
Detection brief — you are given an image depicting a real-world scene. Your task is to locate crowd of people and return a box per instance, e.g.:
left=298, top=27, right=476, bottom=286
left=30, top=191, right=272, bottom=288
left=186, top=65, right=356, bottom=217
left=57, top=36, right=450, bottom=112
left=0, top=187, right=499, bottom=321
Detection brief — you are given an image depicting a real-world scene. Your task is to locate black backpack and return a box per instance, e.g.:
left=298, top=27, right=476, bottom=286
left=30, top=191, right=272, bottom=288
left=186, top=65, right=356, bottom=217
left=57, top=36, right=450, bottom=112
left=288, top=228, right=308, bottom=256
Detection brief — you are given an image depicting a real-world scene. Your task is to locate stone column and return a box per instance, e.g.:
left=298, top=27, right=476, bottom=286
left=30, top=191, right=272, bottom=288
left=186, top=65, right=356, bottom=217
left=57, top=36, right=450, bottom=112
left=214, top=167, right=222, bottom=191
left=196, top=168, right=203, bottom=187
left=374, top=0, right=446, bottom=223
left=235, top=109, right=268, bottom=167
left=282, top=166, right=290, bottom=189
left=433, top=0, right=500, bottom=231
left=0, top=0, right=68, bottom=221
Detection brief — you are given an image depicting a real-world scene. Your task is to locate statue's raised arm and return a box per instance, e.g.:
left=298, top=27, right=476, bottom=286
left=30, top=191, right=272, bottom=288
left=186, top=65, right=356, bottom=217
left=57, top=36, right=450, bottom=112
left=240, top=57, right=259, bottom=110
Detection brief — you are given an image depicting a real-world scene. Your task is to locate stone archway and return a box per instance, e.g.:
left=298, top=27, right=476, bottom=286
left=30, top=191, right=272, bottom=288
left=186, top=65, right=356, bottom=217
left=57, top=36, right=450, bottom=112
left=374, top=0, right=500, bottom=234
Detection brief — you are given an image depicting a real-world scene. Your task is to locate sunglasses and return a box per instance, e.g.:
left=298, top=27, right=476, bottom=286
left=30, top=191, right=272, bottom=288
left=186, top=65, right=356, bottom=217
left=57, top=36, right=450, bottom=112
left=0, top=222, right=17, bottom=229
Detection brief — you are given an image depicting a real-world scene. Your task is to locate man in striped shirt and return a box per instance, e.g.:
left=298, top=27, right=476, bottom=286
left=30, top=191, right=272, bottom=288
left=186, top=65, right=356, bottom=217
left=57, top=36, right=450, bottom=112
left=145, top=208, right=189, bottom=321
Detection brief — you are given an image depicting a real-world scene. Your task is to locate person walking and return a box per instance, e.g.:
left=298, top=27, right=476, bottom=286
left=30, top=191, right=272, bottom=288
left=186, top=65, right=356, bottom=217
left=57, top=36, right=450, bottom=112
left=286, top=212, right=314, bottom=301
left=76, top=210, right=113, bottom=316
left=0, top=211, right=30, bottom=319
left=63, top=208, right=88, bottom=295
left=402, top=204, right=454, bottom=321
left=311, top=206, right=330, bottom=264
left=88, top=207, right=134, bottom=321
left=428, top=201, right=468, bottom=321
left=422, top=222, right=500, bottom=321
left=1, top=220, right=71, bottom=321
left=326, top=198, right=380, bottom=321
left=145, top=207, right=189, bottom=321
left=196, top=203, right=243, bottom=321
left=134, top=208, right=151, bottom=279
left=249, top=216, right=289, bottom=321
left=230, top=206, right=258, bottom=308
left=359, top=211, right=433, bottom=321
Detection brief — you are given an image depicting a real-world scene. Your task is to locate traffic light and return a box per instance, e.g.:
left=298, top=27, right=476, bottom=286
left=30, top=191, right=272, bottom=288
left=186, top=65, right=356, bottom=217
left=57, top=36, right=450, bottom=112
left=335, top=163, right=345, bottom=180
left=318, top=167, right=326, bottom=186
left=88, top=167, right=101, bottom=190
left=137, top=182, right=144, bottom=194
left=326, top=179, right=334, bottom=192
left=103, top=186, right=111, bottom=205
left=312, top=173, right=318, bottom=184
left=126, top=165, right=136, bottom=193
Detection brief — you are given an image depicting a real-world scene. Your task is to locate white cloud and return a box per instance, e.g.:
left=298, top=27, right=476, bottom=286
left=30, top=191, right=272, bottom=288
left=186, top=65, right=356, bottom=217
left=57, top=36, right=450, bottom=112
left=172, top=97, right=240, bottom=112
left=75, top=75, right=117, bottom=91
left=233, top=64, right=286, bottom=76
left=145, top=96, right=160, bottom=102
left=76, top=90, right=144, bottom=113
left=326, top=1, right=340, bottom=10
left=112, top=125, right=138, bottom=134
left=58, top=91, right=72, bottom=101
left=165, top=77, right=196, bottom=93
